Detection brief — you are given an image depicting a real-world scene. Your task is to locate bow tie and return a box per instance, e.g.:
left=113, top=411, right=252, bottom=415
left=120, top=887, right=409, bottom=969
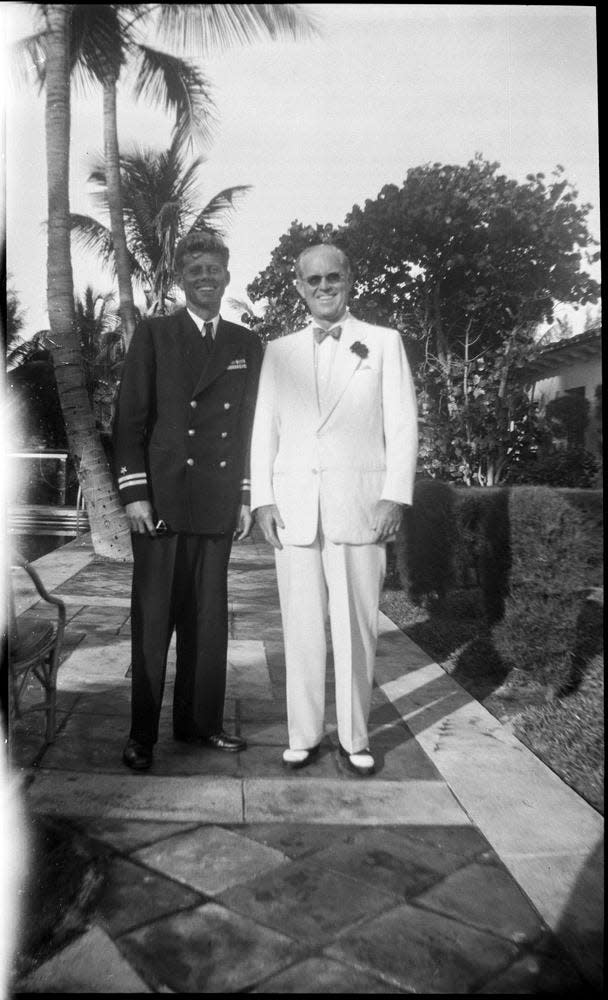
left=313, top=325, right=342, bottom=343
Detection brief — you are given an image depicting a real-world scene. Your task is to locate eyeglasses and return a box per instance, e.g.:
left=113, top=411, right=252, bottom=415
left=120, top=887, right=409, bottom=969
left=301, top=271, right=345, bottom=288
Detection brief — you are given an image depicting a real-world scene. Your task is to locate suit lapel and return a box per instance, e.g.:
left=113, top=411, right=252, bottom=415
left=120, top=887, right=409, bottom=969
left=316, top=321, right=363, bottom=430
left=191, top=318, right=237, bottom=397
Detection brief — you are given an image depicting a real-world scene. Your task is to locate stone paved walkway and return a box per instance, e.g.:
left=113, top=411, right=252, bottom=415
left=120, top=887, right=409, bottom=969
left=7, top=530, right=604, bottom=993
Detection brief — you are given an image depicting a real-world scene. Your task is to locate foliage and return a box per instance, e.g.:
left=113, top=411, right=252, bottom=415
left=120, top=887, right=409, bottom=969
left=71, top=139, right=250, bottom=314
left=247, top=156, right=600, bottom=484
left=8, top=349, right=68, bottom=453
left=74, top=286, right=124, bottom=432
left=12, top=5, right=318, bottom=348
left=507, top=447, right=599, bottom=488
left=491, top=486, right=600, bottom=689
left=12, top=5, right=218, bottom=154
left=6, top=282, right=26, bottom=347
left=395, top=478, right=457, bottom=603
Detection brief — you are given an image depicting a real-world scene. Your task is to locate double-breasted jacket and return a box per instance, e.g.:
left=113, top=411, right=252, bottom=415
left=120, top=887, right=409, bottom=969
left=113, top=309, right=263, bottom=534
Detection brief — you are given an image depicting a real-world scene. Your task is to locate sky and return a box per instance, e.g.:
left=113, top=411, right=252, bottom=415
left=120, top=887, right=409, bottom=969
left=2, top=3, right=600, bottom=335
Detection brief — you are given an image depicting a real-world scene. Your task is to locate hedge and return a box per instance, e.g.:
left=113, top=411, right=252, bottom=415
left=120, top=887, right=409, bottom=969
left=394, top=480, right=603, bottom=689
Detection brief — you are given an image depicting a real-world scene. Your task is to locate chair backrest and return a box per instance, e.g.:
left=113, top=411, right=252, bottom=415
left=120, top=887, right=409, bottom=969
left=9, top=559, right=67, bottom=657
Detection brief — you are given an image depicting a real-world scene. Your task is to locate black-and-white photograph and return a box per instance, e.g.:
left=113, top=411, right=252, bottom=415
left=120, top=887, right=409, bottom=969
left=2, top=4, right=601, bottom=995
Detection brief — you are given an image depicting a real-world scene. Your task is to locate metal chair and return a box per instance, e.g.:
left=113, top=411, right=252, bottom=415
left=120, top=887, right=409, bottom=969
left=9, top=558, right=67, bottom=744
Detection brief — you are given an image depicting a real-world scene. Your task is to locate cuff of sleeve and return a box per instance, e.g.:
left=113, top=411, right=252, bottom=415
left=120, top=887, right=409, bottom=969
left=118, top=478, right=150, bottom=505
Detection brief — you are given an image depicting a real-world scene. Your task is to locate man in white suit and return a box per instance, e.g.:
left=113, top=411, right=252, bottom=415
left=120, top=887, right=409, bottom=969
left=251, top=244, right=418, bottom=775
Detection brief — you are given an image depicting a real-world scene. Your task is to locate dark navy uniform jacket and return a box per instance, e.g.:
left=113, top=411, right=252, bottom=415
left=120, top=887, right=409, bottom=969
left=112, top=309, right=263, bottom=535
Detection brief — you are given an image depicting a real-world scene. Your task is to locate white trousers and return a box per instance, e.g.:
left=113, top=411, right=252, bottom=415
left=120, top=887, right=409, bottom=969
left=275, top=526, right=386, bottom=754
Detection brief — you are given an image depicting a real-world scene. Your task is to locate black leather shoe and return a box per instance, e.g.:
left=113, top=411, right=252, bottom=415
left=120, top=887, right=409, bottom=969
left=282, top=745, right=320, bottom=769
left=204, top=731, right=247, bottom=752
left=123, top=738, right=153, bottom=771
left=338, top=743, right=375, bottom=776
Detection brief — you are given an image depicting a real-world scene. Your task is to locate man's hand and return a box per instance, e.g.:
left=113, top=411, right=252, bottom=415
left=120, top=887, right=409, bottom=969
left=234, top=504, right=253, bottom=541
left=125, top=500, right=157, bottom=535
left=255, top=504, right=285, bottom=550
left=371, top=499, right=403, bottom=543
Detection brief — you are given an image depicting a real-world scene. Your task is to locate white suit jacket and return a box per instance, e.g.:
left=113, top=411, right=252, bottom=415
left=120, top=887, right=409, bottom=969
left=250, top=314, right=418, bottom=545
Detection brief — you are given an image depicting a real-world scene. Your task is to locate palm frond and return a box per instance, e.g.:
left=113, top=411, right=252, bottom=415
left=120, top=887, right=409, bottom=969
left=70, top=213, right=147, bottom=285
left=9, top=32, right=48, bottom=91
left=68, top=4, right=125, bottom=93
left=130, top=45, right=217, bottom=152
left=189, top=185, right=252, bottom=233
left=154, top=4, right=320, bottom=55
left=6, top=330, right=52, bottom=372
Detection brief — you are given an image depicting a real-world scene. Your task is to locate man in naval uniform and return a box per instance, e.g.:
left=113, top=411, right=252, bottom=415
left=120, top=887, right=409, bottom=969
left=113, top=231, right=263, bottom=770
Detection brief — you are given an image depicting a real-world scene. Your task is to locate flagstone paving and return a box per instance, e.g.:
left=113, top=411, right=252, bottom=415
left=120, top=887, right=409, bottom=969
left=7, top=530, right=603, bottom=993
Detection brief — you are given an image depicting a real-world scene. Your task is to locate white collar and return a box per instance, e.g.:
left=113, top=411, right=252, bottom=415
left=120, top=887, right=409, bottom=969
left=187, top=309, right=220, bottom=336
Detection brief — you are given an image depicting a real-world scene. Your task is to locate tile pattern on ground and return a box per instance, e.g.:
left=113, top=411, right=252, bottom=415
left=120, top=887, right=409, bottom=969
left=252, top=956, right=409, bottom=993
left=132, top=825, right=289, bottom=895
left=9, top=531, right=602, bottom=995
left=326, top=902, right=521, bottom=993
left=218, top=857, right=402, bottom=944
left=119, top=902, right=305, bottom=993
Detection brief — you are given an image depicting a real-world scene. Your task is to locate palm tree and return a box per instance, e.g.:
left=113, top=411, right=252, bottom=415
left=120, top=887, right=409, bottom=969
left=41, top=5, right=132, bottom=560
left=13, top=5, right=318, bottom=349
left=71, top=139, right=250, bottom=314
left=11, top=3, right=318, bottom=559
left=12, top=4, right=217, bottom=349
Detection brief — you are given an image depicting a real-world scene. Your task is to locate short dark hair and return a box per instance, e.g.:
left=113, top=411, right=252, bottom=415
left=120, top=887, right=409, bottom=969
left=174, top=231, right=230, bottom=272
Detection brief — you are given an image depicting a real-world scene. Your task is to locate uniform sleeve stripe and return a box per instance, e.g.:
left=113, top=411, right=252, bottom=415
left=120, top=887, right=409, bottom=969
left=118, top=474, right=148, bottom=487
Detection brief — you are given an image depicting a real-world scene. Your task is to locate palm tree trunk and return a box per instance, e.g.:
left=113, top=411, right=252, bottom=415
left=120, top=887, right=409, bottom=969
left=45, top=4, right=131, bottom=561
left=103, top=78, right=138, bottom=350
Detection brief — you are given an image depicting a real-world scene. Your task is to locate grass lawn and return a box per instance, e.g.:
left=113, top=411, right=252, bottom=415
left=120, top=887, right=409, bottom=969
left=380, top=584, right=604, bottom=815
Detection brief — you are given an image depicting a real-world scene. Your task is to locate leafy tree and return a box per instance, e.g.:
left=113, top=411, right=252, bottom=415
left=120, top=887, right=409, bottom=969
left=247, top=157, right=600, bottom=485
left=71, top=139, right=250, bottom=315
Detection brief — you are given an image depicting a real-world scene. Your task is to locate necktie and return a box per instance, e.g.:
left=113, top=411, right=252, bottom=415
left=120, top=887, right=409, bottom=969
left=203, top=321, right=214, bottom=352
left=313, top=325, right=342, bottom=344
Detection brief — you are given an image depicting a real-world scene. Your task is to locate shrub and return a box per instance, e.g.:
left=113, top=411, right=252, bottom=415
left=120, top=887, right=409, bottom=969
left=452, top=487, right=511, bottom=622
left=491, top=486, right=599, bottom=689
left=507, top=446, right=598, bottom=488
left=395, top=478, right=456, bottom=603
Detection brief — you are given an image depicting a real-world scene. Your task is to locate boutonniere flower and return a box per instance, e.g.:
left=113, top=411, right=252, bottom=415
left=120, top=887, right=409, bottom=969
left=350, top=341, right=369, bottom=359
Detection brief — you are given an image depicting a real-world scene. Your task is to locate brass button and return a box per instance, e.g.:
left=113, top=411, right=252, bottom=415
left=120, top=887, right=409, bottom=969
left=219, top=460, right=227, bottom=468
left=186, top=458, right=194, bottom=467
left=190, top=400, right=197, bottom=408
left=221, top=431, right=228, bottom=439
left=224, top=402, right=231, bottom=410
left=188, top=429, right=195, bottom=436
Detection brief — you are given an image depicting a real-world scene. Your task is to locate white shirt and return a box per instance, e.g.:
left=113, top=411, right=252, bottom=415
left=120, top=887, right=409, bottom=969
left=313, top=310, right=349, bottom=412
left=187, top=309, right=219, bottom=339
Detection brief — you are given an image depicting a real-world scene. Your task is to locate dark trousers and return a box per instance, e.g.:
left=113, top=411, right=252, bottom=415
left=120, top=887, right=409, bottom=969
left=129, top=531, right=233, bottom=747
